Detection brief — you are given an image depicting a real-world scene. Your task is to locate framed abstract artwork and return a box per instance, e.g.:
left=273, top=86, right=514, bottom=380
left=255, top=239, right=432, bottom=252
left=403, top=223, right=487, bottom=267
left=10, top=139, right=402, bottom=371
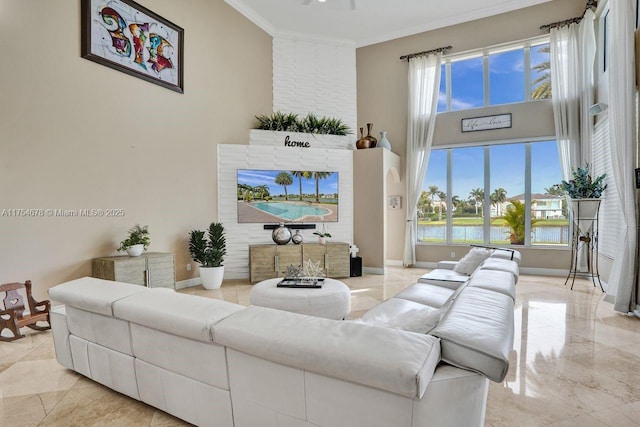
left=81, top=0, right=184, bottom=93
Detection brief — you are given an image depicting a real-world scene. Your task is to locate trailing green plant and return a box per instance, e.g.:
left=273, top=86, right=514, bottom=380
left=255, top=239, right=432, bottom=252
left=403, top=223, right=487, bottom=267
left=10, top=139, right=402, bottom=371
left=188, top=222, right=227, bottom=268
left=560, top=164, right=607, bottom=198
left=254, top=111, right=351, bottom=135
left=502, top=201, right=539, bottom=245
left=118, top=224, right=150, bottom=251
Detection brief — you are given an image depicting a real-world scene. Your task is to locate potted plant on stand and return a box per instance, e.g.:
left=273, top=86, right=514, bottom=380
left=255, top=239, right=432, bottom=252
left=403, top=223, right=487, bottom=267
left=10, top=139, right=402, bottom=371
left=117, top=225, right=150, bottom=257
left=188, top=222, right=227, bottom=290
left=560, top=164, right=607, bottom=234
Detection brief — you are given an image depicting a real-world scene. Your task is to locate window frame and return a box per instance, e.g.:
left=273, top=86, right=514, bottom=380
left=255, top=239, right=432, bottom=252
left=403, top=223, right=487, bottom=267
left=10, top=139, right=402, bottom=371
left=438, top=36, right=550, bottom=112
left=417, top=137, right=569, bottom=249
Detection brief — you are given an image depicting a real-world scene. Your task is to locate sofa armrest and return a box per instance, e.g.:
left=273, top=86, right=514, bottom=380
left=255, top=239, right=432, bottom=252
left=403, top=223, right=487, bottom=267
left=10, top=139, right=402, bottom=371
left=212, top=306, right=441, bottom=399
left=436, top=261, right=458, bottom=270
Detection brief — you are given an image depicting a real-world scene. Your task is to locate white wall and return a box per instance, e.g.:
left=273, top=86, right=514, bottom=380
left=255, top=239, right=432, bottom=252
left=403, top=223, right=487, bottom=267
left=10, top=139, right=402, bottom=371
left=218, top=144, right=353, bottom=279
left=273, top=35, right=357, bottom=132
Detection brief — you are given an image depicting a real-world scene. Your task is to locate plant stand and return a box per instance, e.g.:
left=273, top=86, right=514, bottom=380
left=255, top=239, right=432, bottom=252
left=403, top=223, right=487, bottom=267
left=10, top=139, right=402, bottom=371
left=565, top=199, right=603, bottom=291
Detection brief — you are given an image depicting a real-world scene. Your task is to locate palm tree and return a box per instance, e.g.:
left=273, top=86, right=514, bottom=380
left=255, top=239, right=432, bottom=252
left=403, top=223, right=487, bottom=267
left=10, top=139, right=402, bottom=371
left=275, top=172, right=293, bottom=201
left=237, top=183, right=253, bottom=201
left=417, top=190, right=432, bottom=219
left=427, top=185, right=440, bottom=214
left=532, top=46, right=551, bottom=99
left=545, top=184, right=564, bottom=196
left=291, top=171, right=310, bottom=201
left=469, top=188, right=484, bottom=217
left=503, top=200, right=540, bottom=245
left=490, top=188, right=507, bottom=217
left=309, top=172, right=332, bottom=202
left=437, top=191, right=446, bottom=221
left=254, top=185, right=270, bottom=200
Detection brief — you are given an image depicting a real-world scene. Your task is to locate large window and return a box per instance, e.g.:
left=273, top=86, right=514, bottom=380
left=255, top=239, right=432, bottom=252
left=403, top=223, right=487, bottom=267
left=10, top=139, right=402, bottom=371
left=418, top=141, right=569, bottom=247
left=438, top=38, right=551, bottom=112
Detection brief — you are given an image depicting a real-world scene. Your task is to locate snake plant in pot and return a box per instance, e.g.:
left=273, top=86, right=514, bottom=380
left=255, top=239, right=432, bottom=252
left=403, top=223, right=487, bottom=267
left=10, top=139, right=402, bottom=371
left=188, top=222, right=227, bottom=289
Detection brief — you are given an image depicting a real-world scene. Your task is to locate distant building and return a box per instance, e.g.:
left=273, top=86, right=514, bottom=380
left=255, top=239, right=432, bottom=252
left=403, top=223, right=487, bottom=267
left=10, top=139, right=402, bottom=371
left=502, top=193, right=565, bottom=219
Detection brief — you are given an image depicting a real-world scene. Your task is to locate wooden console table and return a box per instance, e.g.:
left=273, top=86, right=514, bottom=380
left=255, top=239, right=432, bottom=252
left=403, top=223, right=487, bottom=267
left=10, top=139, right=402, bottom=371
left=249, top=243, right=349, bottom=283
left=92, top=252, right=175, bottom=289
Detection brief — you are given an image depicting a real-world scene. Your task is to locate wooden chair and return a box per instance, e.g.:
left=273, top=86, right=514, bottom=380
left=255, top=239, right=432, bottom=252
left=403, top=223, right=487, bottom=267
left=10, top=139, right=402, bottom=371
left=0, top=280, right=51, bottom=341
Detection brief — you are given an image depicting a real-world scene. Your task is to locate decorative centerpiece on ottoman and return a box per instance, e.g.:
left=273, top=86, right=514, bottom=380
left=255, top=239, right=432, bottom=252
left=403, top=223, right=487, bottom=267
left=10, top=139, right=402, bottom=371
left=249, top=263, right=351, bottom=320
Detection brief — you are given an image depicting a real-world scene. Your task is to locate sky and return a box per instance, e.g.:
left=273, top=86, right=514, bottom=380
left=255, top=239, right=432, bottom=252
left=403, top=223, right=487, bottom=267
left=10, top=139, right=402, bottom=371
left=438, top=44, right=549, bottom=112
left=426, top=44, right=557, bottom=200
left=237, top=169, right=339, bottom=197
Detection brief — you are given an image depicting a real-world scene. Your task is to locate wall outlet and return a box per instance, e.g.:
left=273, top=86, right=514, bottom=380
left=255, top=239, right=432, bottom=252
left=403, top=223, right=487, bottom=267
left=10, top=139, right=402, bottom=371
left=451, top=252, right=456, bottom=259
left=186, top=263, right=192, bottom=271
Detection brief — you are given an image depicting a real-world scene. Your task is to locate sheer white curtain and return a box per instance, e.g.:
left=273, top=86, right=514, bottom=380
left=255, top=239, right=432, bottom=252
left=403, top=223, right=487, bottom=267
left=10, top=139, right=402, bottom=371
left=607, top=0, right=637, bottom=313
left=551, top=22, right=581, bottom=179
left=403, top=53, right=441, bottom=266
left=550, top=9, right=596, bottom=178
left=579, top=10, right=596, bottom=165
left=550, top=11, right=596, bottom=271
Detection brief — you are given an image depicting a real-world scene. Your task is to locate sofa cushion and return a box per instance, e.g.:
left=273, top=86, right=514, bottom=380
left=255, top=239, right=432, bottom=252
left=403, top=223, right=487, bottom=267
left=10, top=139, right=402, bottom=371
left=48, top=277, right=148, bottom=316
left=417, top=269, right=469, bottom=290
left=356, top=298, right=444, bottom=334
left=453, top=247, right=493, bottom=275
left=394, top=283, right=456, bottom=308
left=113, top=289, right=244, bottom=343
left=212, top=306, right=441, bottom=399
left=490, top=249, right=522, bottom=265
left=430, top=287, right=514, bottom=382
left=479, top=258, right=519, bottom=283
left=467, top=269, right=516, bottom=301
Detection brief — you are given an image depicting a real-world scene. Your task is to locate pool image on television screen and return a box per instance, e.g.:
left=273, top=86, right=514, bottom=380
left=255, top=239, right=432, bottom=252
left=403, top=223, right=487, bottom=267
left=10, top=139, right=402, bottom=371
left=236, top=169, right=339, bottom=223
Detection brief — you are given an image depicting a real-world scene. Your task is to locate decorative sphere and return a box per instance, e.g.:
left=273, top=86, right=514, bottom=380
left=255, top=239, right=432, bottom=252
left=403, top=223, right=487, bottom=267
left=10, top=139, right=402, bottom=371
left=292, top=230, right=303, bottom=245
left=272, top=224, right=292, bottom=245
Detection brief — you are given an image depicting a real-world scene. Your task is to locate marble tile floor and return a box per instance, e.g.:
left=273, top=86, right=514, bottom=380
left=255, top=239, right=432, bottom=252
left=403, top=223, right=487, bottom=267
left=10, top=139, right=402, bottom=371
left=1, top=268, right=639, bottom=426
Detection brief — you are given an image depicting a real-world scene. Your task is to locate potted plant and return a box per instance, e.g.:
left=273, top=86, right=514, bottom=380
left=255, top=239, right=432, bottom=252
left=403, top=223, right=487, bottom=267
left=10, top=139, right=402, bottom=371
left=188, top=222, right=227, bottom=290
left=559, top=164, right=607, bottom=233
left=117, top=224, right=150, bottom=257
left=313, top=224, right=331, bottom=245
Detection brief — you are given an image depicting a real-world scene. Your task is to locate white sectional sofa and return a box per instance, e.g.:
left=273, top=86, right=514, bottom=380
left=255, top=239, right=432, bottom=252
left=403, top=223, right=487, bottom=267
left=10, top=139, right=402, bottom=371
left=48, top=250, right=518, bottom=427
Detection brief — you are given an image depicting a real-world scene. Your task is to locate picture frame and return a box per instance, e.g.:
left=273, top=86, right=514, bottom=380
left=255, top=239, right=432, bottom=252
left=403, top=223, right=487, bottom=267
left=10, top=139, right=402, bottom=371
left=461, top=113, right=512, bottom=133
left=81, top=0, right=184, bottom=93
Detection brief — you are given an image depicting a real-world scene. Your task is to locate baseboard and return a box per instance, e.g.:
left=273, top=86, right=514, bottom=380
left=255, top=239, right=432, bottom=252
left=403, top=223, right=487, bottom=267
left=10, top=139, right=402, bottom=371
left=175, top=278, right=201, bottom=289
left=386, top=260, right=403, bottom=267
left=415, top=262, right=438, bottom=269
left=363, top=267, right=386, bottom=275
left=518, top=267, right=568, bottom=277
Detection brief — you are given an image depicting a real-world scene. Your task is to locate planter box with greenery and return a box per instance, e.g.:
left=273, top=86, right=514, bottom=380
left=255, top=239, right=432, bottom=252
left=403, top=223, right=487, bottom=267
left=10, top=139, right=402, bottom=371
left=250, top=111, right=353, bottom=150
left=188, top=222, right=227, bottom=290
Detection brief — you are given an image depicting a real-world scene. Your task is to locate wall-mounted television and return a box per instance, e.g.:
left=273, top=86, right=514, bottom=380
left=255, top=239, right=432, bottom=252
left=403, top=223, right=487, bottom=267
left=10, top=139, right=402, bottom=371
left=237, top=169, right=339, bottom=223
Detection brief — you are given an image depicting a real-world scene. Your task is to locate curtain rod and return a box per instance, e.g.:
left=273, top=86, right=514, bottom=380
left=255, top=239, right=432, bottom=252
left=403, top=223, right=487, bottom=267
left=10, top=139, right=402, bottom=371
left=400, top=45, right=452, bottom=61
left=539, top=0, right=597, bottom=31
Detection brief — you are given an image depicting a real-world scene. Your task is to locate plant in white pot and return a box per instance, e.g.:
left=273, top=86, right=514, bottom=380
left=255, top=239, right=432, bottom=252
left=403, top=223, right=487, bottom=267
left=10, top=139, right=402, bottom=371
left=188, top=222, right=227, bottom=290
left=313, top=224, right=331, bottom=245
left=560, top=164, right=607, bottom=234
left=117, top=224, right=150, bottom=257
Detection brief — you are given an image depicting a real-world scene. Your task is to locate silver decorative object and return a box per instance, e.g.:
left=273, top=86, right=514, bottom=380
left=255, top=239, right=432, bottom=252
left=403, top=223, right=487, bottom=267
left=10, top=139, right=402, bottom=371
left=272, top=223, right=292, bottom=245
left=284, top=264, right=303, bottom=278
left=291, top=230, right=303, bottom=245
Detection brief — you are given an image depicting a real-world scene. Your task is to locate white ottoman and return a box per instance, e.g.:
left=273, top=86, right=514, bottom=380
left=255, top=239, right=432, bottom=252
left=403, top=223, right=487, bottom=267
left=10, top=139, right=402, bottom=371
left=249, top=278, right=351, bottom=320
